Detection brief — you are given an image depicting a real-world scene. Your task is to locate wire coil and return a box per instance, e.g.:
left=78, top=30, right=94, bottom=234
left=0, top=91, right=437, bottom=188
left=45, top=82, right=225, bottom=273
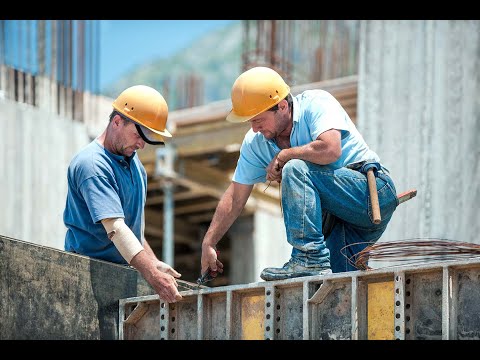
left=341, top=238, right=480, bottom=270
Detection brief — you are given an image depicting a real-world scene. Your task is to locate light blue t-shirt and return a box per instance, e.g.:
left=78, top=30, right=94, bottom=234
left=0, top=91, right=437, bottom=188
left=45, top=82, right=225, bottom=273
left=63, top=140, right=147, bottom=264
left=233, top=89, right=380, bottom=185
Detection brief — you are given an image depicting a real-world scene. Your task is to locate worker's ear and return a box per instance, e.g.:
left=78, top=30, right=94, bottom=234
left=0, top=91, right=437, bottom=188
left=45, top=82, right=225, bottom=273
left=112, top=114, right=122, bottom=127
left=112, top=114, right=127, bottom=128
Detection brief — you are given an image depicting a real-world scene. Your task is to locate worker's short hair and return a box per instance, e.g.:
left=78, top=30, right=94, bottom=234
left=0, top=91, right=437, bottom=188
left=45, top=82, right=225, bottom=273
left=109, top=110, right=131, bottom=124
left=267, top=93, right=293, bottom=112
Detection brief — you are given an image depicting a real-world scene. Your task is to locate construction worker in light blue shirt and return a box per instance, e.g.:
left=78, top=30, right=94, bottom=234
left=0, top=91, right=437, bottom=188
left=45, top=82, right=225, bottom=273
left=233, top=88, right=380, bottom=185
left=199, top=66, right=398, bottom=282
left=63, top=85, right=183, bottom=303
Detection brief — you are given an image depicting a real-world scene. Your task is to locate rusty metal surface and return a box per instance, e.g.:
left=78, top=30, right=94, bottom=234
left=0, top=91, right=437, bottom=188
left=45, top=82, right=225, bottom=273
left=239, top=293, right=265, bottom=340
left=4, top=234, right=480, bottom=340
left=119, top=258, right=480, bottom=340
left=368, top=281, right=394, bottom=340
left=456, top=269, right=480, bottom=340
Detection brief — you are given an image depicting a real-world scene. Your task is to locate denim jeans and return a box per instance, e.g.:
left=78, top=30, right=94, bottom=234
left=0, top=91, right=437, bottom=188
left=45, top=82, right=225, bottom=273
left=281, top=159, right=399, bottom=273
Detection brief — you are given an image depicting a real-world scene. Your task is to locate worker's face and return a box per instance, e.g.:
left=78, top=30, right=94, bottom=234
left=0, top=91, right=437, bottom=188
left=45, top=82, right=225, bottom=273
left=248, top=100, right=290, bottom=139
left=111, top=115, right=146, bottom=156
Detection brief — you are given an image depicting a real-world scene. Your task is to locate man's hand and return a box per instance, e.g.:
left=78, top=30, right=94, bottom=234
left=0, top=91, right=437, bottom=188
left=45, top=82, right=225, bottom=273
left=201, top=244, right=223, bottom=279
left=151, top=271, right=183, bottom=303
left=266, top=152, right=286, bottom=183
left=130, top=250, right=183, bottom=303
left=155, top=260, right=182, bottom=278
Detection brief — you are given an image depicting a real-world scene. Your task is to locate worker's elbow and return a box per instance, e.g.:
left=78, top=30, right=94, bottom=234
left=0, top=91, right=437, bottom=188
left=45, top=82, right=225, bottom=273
left=327, top=147, right=342, bottom=163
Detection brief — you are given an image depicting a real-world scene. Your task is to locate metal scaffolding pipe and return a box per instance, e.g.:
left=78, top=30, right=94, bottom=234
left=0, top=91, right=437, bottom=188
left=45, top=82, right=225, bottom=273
left=163, top=179, right=174, bottom=266
left=155, top=144, right=177, bottom=266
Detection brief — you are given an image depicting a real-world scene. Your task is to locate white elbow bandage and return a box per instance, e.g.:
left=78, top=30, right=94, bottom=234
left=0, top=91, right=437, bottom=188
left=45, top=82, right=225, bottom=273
left=101, top=218, right=144, bottom=263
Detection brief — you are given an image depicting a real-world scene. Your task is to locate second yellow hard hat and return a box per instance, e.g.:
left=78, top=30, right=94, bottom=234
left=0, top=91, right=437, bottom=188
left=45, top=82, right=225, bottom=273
left=226, top=66, right=290, bottom=123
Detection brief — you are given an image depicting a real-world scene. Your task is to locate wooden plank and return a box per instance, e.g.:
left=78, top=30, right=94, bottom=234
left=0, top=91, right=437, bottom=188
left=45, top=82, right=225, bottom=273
left=146, top=189, right=207, bottom=206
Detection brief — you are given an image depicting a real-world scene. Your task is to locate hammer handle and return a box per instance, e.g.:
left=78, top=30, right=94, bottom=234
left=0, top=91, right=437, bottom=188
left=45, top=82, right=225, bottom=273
left=367, top=168, right=381, bottom=224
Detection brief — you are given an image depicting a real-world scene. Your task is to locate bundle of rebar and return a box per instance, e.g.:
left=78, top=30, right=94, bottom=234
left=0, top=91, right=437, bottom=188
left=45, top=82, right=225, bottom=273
left=342, top=238, right=480, bottom=270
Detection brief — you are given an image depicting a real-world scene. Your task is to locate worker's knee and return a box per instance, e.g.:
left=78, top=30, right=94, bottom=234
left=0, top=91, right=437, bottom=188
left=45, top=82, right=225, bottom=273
left=282, top=158, right=309, bottom=176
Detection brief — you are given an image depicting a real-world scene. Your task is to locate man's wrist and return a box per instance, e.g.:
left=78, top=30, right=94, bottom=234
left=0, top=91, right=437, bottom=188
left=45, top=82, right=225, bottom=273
left=202, top=240, right=216, bottom=249
left=277, top=150, right=289, bottom=163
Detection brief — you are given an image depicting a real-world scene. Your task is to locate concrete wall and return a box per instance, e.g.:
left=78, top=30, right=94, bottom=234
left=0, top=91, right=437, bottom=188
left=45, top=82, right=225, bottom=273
left=0, top=235, right=154, bottom=339
left=0, top=97, right=91, bottom=249
left=357, top=20, right=480, bottom=247
left=230, top=208, right=291, bottom=284
left=253, top=209, right=292, bottom=282
left=0, top=85, right=113, bottom=250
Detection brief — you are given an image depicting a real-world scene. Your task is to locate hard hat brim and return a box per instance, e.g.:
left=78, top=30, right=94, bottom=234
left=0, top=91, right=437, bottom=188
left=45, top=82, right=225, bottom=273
left=135, top=123, right=170, bottom=145
left=123, top=113, right=172, bottom=138
left=142, top=123, right=172, bottom=138
left=226, top=110, right=258, bottom=123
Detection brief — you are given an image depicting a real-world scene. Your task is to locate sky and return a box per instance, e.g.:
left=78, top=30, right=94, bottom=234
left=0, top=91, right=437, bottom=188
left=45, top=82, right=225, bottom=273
left=100, top=20, right=238, bottom=90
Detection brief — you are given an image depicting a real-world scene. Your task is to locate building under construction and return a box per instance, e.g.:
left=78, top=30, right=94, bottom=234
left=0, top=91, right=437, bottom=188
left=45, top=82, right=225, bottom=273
left=0, top=20, right=479, bottom=340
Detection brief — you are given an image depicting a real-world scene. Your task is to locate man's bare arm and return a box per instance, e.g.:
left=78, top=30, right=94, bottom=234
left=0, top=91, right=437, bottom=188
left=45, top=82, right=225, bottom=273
left=101, top=218, right=182, bottom=303
left=143, top=237, right=181, bottom=278
left=277, top=129, right=342, bottom=167
left=130, top=250, right=182, bottom=303
left=201, top=182, right=253, bottom=274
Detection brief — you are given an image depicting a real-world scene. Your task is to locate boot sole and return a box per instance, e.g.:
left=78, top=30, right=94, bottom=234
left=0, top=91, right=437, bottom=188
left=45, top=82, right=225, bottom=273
left=260, top=269, right=332, bottom=281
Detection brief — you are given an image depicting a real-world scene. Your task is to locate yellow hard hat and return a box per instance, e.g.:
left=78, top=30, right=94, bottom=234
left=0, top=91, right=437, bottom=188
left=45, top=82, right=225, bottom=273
left=226, top=66, right=290, bottom=123
left=112, top=85, right=171, bottom=145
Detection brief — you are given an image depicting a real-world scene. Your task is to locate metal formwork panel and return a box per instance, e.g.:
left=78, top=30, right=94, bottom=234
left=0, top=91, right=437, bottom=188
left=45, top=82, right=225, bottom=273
left=119, top=258, right=480, bottom=340
left=308, top=278, right=353, bottom=340
left=172, top=296, right=197, bottom=340
left=233, top=289, right=265, bottom=339
left=267, top=283, right=303, bottom=340
left=200, top=292, right=228, bottom=340
left=405, top=270, right=443, bottom=340
left=367, top=279, right=395, bottom=339
left=453, top=267, right=480, bottom=340
left=120, top=299, right=160, bottom=340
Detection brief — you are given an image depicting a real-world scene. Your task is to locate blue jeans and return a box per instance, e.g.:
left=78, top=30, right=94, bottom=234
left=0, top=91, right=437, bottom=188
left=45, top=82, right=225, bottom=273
left=281, top=159, right=398, bottom=273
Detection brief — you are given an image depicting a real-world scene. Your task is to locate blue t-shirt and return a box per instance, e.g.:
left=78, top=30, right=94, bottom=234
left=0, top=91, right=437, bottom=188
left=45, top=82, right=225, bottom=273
left=232, top=89, right=380, bottom=185
left=63, top=140, right=147, bottom=264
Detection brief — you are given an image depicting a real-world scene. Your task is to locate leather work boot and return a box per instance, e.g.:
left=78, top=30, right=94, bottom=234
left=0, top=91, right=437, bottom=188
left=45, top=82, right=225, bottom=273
left=260, top=259, right=332, bottom=281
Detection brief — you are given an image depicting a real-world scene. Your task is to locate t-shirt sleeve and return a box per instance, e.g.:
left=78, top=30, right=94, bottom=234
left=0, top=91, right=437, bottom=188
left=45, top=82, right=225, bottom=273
left=78, top=175, right=124, bottom=224
left=307, top=96, right=350, bottom=140
left=232, top=140, right=268, bottom=185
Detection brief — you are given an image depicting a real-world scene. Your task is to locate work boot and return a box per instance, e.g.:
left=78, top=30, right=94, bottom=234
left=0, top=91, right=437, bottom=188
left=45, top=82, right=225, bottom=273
left=260, top=259, right=332, bottom=281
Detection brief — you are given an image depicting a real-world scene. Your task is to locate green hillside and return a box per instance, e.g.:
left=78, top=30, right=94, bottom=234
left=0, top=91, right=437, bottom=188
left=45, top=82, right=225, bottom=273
left=102, top=21, right=242, bottom=110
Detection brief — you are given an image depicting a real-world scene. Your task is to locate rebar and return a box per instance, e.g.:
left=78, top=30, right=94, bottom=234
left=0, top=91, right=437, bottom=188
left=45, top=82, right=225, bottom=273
left=341, top=238, right=480, bottom=270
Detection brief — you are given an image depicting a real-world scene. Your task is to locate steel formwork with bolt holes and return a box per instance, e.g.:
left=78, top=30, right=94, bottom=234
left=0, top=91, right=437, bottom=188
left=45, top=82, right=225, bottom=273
left=119, top=257, right=480, bottom=340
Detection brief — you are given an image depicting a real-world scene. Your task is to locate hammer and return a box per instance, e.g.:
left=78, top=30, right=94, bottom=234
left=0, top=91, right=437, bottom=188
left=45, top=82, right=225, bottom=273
left=366, top=168, right=381, bottom=224
left=346, top=160, right=382, bottom=225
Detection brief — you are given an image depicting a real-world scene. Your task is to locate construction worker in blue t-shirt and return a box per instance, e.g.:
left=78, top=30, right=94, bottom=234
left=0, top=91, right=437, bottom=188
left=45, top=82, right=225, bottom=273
left=64, top=85, right=182, bottom=303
